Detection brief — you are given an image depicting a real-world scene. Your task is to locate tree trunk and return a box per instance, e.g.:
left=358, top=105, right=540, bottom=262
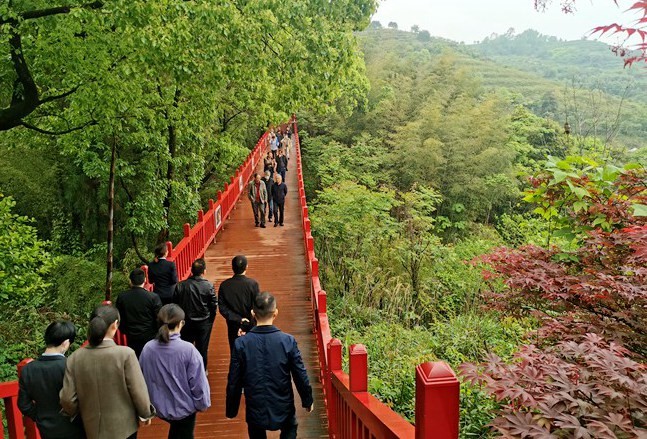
left=158, top=87, right=181, bottom=243
left=105, top=139, right=116, bottom=301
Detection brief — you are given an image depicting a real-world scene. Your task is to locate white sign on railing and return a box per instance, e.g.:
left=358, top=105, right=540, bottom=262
left=239, top=175, right=244, bottom=192
left=215, top=205, right=222, bottom=229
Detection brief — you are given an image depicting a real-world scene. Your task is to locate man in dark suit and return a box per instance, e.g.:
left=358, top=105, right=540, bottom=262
left=218, top=255, right=260, bottom=352
left=174, top=258, right=218, bottom=369
left=226, top=292, right=313, bottom=439
left=271, top=174, right=288, bottom=227
left=148, top=242, right=178, bottom=304
left=18, top=320, right=85, bottom=439
left=115, top=268, right=163, bottom=357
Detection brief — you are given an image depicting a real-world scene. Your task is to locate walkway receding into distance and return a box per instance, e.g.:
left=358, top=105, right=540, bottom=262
left=139, top=152, right=328, bottom=438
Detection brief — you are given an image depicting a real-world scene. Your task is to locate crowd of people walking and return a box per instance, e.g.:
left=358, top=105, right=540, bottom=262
left=17, top=126, right=313, bottom=439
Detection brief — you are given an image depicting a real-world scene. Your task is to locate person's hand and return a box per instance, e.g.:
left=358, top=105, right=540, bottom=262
left=237, top=329, right=246, bottom=337
left=306, top=403, right=314, bottom=413
left=241, top=318, right=250, bottom=324
left=140, top=418, right=152, bottom=427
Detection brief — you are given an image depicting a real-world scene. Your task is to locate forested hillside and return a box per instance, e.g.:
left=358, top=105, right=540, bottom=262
left=301, top=27, right=646, bottom=437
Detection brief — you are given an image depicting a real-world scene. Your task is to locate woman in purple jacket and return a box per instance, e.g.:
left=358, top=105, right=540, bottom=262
left=139, top=304, right=211, bottom=439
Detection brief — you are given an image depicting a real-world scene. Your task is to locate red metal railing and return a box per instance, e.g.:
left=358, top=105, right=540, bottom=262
left=291, top=116, right=460, bottom=439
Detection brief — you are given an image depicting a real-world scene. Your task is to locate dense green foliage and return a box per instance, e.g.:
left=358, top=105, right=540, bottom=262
left=0, top=0, right=376, bottom=383
left=301, top=27, right=646, bottom=437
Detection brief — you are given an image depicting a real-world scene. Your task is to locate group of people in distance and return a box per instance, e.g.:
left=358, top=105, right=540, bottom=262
left=252, top=126, right=292, bottom=228
left=18, top=252, right=313, bottom=439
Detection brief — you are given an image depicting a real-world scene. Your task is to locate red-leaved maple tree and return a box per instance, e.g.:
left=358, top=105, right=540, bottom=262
left=461, top=163, right=647, bottom=437
left=535, top=0, right=647, bottom=66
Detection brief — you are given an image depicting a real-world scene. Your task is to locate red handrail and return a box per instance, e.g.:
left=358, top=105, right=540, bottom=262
left=291, top=115, right=460, bottom=439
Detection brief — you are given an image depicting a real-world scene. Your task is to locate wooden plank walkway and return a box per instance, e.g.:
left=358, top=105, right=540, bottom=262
left=139, top=150, right=328, bottom=438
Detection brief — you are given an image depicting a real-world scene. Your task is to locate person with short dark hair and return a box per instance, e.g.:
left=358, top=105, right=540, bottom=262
left=148, top=243, right=179, bottom=305
left=173, top=258, right=217, bottom=369
left=60, top=305, right=155, bottom=439
left=139, top=305, right=211, bottom=439
left=271, top=174, right=288, bottom=227
left=116, top=268, right=163, bottom=357
left=218, top=255, right=260, bottom=352
left=226, top=292, right=313, bottom=439
left=18, top=321, right=85, bottom=439
left=248, top=173, right=268, bottom=228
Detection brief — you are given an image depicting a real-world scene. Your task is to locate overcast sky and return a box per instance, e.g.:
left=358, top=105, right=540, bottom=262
left=372, top=0, right=633, bottom=43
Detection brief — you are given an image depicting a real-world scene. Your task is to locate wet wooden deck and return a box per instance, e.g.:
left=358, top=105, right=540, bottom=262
left=139, top=150, right=328, bottom=438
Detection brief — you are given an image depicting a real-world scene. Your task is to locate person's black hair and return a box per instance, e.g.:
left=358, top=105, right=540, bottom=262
left=154, top=243, right=167, bottom=259
left=232, top=255, right=248, bottom=275
left=253, top=292, right=277, bottom=320
left=44, top=320, right=76, bottom=348
left=129, top=268, right=146, bottom=286
left=88, top=305, right=120, bottom=347
left=191, top=258, right=206, bottom=277
left=156, top=304, right=185, bottom=343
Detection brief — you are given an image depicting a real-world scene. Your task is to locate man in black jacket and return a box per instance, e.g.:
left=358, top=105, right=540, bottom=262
left=271, top=174, right=288, bottom=227
left=174, top=258, right=218, bottom=368
left=18, top=321, right=85, bottom=439
left=115, top=268, right=163, bottom=357
left=218, top=255, right=260, bottom=352
left=148, top=242, right=178, bottom=304
left=226, top=292, right=313, bottom=439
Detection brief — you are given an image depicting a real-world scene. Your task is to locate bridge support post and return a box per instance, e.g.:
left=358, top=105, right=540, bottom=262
left=327, top=339, right=342, bottom=439
left=415, top=362, right=459, bottom=439
left=349, top=344, right=368, bottom=393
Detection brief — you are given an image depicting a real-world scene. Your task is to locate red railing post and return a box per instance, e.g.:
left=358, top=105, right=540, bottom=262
left=1, top=382, right=25, bottom=439
left=349, top=344, right=368, bottom=393
left=183, top=223, right=191, bottom=238
left=164, top=241, right=173, bottom=259
left=327, top=339, right=342, bottom=438
left=197, top=209, right=204, bottom=222
left=311, top=257, right=319, bottom=278
left=415, top=362, right=460, bottom=439
left=317, top=290, right=327, bottom=314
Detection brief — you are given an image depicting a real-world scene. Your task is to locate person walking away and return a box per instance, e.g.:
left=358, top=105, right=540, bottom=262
left=18, top=321, right=85, bottom=439
left=271, top=174, right=288, bottom=227
left=116, top=268, right=163, bottom=357
left=173, top=258, right=217, bottom=369
left=262, top=170, right=274, bottom=223
left=60, top=305, right=156, bottom=439
left=148, top=243, right=178, bottom=305
left=275, top=149, right=288, bottom=184
left=226, top=292, right=313, bottom=439
left=270, top=133, right=279, bottom=159
left=139, top=304, right=210, bottom=439
left=247, top=173, right=267, bottom=228
left=218, top=255, right=260, bottom=352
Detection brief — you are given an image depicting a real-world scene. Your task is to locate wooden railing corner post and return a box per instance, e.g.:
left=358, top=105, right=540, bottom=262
left=415, top=362, right=460, bottom=439
left=349, top=344, right=368, bottom=393
left=166, top=241, right=174, bottom=258
left=183, top=223, right=191, bottom=238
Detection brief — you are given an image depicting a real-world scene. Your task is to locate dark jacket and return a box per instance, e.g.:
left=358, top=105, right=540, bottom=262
left=218, top=274, right=260, bottom=323
left=147, top=258, right=178, bottom=300
left=226, top=325, right=313, bottom=429
left=173, top=276, right=217, bottom=322
left=263, top=177, right=274, bottom=202
left=116, top=287, right=162, bottom=342
left=276, top=155, right=288, bottom=171
left=272, top=182, right=288, bottom=204
left=18, top=355, right=85, bottom=439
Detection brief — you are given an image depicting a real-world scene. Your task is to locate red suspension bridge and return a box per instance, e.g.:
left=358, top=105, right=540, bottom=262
left=0, top=117, right=460, bottom=439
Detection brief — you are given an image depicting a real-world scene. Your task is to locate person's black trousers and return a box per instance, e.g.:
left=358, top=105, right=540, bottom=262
left=266, top=200, right=273, bottom=221
left=274, top=201, right=285, bottom=225
left=247, top=416, right=298, bottom=439
left=127, top=337, right=150, bottom=358
left=181, top=319, right=213, bottom=369
left=164, top=412, right=197, bottom=439
left=226, top=319, right=240, bottom=353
